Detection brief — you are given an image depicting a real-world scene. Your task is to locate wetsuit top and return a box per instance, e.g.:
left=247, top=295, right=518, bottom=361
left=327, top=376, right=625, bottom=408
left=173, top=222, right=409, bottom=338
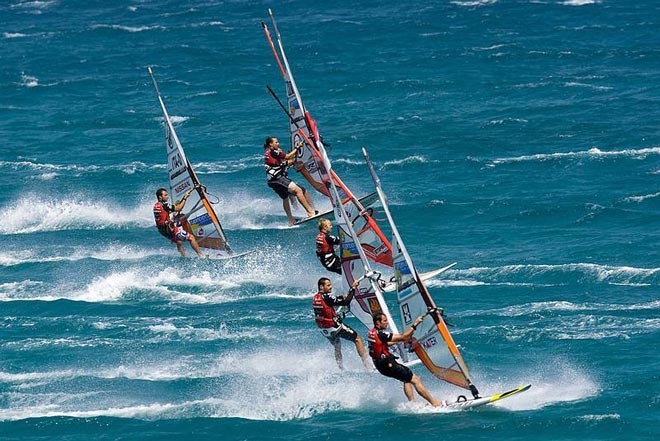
left=316, top=232, right=340, bottom=256
left=312, top=291, right=353, bottom=328
left=153, top=201, right=174, bottom=232
left=264, top=148, right=288, bottom=181
left=368, top=327, right=393, bottom=360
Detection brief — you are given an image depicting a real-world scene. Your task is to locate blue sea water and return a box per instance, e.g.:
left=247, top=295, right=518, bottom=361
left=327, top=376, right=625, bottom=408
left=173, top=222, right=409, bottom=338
left=1, top=0, right=659, bottom=439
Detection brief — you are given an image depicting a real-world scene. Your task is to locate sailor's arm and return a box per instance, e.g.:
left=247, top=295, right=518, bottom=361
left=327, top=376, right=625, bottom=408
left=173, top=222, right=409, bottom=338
left=326, top=233, right=341, bottom=246
left=389, top=314, right=425, bottom=343
left=283, top=141, right=304, bottom=161
left=334, top=280, right=360, bottom=306
left=173, top=188, right=194, bottom=212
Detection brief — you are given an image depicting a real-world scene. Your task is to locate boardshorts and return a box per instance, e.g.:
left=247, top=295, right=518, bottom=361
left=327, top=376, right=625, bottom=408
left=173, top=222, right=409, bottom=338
left=320, top=322, right=358, bottom=343
left=374, top=357, right=414, bottom=383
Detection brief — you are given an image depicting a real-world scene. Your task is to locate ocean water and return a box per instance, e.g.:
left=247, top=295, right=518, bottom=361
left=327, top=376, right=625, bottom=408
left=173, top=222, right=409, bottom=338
left=1, top=0, right=659, bottom=440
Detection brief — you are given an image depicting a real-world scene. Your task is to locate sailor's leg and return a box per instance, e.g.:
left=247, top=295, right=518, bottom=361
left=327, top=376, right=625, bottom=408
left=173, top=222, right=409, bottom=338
left=411, top=374, right=443, bottom=406
left=332, top=338, right=343, bottom=370
left=354, top=335, right=370, bottom=370
left=403, top=382, right=415, bottom=401
left=175, top=241, right=187, bottom=257
left=188, top=235, right=205, bottom=258
left=302, top=187, right=315, bottom=209
left=283, top=197, right=295, bottom=225
left=288, top=182, right=315, bottom=216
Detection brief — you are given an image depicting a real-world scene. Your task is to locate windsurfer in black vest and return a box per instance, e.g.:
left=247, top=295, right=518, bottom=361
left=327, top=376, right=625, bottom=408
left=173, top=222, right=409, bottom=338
left=368, top=312, right=446, bottom=406
left=153, top=188, right=205, bottom=257
left=263, top=137, right=316, bottom=225
left=312, top=278, right=371, bottom=370
left=316, top=218, right=341, bottom=274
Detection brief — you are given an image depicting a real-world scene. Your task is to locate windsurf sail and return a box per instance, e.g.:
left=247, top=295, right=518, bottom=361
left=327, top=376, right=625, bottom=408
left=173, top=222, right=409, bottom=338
left=362, top=147, right=480, bottom=397
left=148, top=67, right=232, bottom=255
left=262, top=10, right=393, bottom=267
left=318, top=137, right=412, bottom=363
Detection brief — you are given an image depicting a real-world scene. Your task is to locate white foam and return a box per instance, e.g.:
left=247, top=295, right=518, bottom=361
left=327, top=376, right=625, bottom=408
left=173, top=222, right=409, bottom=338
left=465, top=299, right=660, bottom=317
left=0, top=280, right=44, bottom=301
left=333, top=157, right=363, bottom=166
left=91, top=24, right=165, bottom=33
left=622, top=191, right=660, bottom=203
left=563, top=0, right=599, bottom=6
left=487, top=118, right=528, bottom=125
left=194, top=154, right=261, bottom=174
left=0, top=159, right=158, bottom=174
left=0, top=400, right=205, bottom=421
left=493, top=146, right=660, bottom=164
left=167, top=115, right=189, bottom=124
left=10, top=0, right=57, bottom=10
left=20, top=74, right=38, bottom=88
left=74, top=269, right=240, bottom=303
left=3, top=32, right=28, bottom=38
left=564, top=81, right=612, bottom=91
left=450, top=0, right=498, bottom=6
left=0, top=194, right=153, bottom=234
left=578, top=413, right=620, bottom=421
left=146, top=322, right=270, bottom=343
left=0, top=369, right=77, bottom=383
left=382, top=155, right=436, bottom=168
left=488, top=361, right=597, bottom=411
left=454, top=262, right=660, bottom=285
left=0, top=245, right=165, bottom=267
left=0, top=346, right=394, bottom=421
left=212, top=191, right=299, bottom=230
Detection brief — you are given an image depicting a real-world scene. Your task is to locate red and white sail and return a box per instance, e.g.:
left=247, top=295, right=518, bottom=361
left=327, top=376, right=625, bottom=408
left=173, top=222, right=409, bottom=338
left=262, top=10, right=392, bottom=267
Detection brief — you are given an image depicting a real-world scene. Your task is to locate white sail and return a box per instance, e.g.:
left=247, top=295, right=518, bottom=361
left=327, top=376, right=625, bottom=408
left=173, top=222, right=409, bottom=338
left=148, top=67, right=232, bottom=255
left=317, top=140, right=411, bottom=362
left=362, top=147, right=479, bottom=396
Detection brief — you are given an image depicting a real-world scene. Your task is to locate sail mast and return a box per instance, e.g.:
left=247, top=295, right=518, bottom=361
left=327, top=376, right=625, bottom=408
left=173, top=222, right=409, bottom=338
left=362, top=147, right=479, bottom=397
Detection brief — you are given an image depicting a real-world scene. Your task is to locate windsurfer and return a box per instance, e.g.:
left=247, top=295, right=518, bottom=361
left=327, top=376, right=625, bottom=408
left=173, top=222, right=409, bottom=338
left=264, top=136, right=317, bottom=225
left=316, top=218, right=341, bottom=274
left=312, top=278, right=371, bottom=370
left=368, top=312, right=446, bottom=407
left=153, top=188, right=205, bottom=257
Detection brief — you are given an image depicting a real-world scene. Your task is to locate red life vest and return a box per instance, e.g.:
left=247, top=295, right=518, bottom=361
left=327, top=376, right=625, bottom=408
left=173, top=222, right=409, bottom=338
left=264, top=148, right=287, bottom=180
left=316, top=232, right=334, bottom=255
left=312, top=293, right=337, bottom=328
left=153, top=201, right=170, bottom=227
left=368, top=327, right=391, bottom=360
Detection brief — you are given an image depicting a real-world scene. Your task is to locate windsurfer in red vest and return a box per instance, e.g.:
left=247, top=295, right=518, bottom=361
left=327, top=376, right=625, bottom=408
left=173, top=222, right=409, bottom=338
left=312, top=277, right=371, bottom=370
left=368, top=312, right=446, bottom=407
left=153, top=188, right=204, bottom=257
left=316, top=218, right=341, bottom=274
left=264, top=137, right=317, bottom=225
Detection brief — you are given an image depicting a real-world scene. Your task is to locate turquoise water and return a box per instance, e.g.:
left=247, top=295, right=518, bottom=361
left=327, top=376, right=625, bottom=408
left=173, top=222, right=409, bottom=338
left=1, top=0, right=659, bottom=439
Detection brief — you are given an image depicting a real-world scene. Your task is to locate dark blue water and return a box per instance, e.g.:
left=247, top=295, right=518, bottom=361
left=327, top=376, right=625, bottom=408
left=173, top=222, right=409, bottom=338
left=1, top=1, right=658, bottom=440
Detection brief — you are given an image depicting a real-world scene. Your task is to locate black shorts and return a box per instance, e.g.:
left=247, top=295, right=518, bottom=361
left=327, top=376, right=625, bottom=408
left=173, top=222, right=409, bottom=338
left=320, top=322, right=358, bottom=343
left=267, top=175, right=293, bottom=199
left=374, top=357, right=414, bottom=383
left=318, top=253, right=342, bottom=275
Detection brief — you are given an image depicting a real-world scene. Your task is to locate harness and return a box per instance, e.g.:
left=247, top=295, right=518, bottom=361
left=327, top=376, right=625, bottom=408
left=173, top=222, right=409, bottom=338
left=312, top=292, right=338, bottom=328
left=315, top=232, right=336, bottom=255
left=264, top=148, right=287, bottom=181
left=367, top=327, right=392, bottom=360
left=153, top=201, right=176, bottom=235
